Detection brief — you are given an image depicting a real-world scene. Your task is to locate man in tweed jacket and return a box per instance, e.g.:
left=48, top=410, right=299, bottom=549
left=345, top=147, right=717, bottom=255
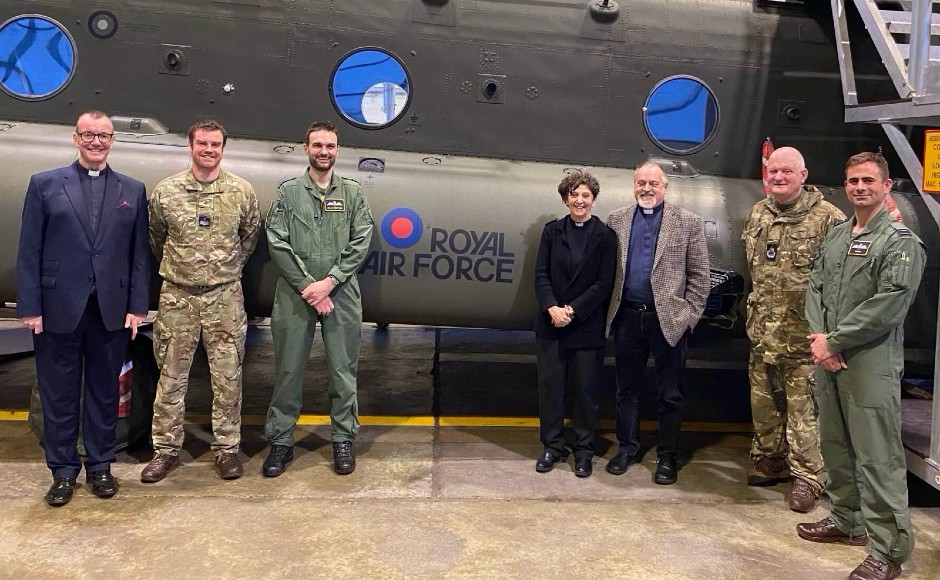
left=603, top=161, right=711, bottom=485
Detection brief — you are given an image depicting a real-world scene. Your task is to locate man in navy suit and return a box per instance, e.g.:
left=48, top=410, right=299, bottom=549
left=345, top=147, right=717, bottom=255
left=16, top=111, right=149, bottom=506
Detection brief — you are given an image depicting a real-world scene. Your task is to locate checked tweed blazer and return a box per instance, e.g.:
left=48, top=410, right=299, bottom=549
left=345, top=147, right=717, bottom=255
left=604, top=202, right=711, bottom=346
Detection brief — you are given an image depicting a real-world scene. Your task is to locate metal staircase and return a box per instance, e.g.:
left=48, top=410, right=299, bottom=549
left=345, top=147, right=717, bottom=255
left=832, top=1, right=940, bottom=194
left=830, top=0, right=940, bottom=492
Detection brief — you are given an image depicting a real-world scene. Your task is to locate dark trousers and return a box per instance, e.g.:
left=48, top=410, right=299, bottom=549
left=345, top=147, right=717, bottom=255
left=612, top=307, right=688, bottom=460
left=535, top=337, right=603, bottom=459
left=33, top=294, right=128, bottom=479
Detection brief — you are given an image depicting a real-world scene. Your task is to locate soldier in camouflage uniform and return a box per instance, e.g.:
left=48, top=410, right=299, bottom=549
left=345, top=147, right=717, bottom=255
left=742, top=146, right=845, bottom=512
left=262, top=121, right=374, bottom=477
left=141, top=119, right=261, bottom=483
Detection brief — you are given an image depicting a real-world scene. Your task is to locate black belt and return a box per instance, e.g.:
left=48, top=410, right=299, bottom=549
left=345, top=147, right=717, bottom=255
left=625, top=301, right=655, bottom=312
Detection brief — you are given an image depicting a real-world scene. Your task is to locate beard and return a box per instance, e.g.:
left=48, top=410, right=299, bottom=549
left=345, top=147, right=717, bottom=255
left=310, top=155, right=336, bottom=171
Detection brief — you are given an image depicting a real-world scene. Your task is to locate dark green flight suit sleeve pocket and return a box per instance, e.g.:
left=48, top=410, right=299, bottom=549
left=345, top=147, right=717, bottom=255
left=888, top=251, right=913, bottom=289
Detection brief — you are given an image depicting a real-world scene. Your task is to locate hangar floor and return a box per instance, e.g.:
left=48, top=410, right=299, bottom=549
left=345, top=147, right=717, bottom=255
left=0, top=321, right=939, bottom=579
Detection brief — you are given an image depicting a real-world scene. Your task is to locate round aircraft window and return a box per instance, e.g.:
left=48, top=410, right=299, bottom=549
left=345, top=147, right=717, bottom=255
left=0, top=15, right=77, bottom=101
left=643, top=75, right=719, bottom=155
left=330, top=47, right=412, bottom=130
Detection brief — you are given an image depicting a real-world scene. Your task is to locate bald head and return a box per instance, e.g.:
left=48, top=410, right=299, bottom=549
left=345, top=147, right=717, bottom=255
left=766, top=146, right=808, bottom=205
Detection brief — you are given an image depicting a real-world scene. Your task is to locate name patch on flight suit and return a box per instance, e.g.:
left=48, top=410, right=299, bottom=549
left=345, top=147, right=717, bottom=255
left=848, top=240, right=871, bottom=256
left=765, top=242, right=778, bottom=262
left=198, top=214, right=211, bottom=227
left=325, top=199, right=345, bottom=212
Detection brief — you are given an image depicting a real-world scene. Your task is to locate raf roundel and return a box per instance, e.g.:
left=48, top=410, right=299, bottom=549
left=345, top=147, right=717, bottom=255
left=381, top=207, right=423, bottom=249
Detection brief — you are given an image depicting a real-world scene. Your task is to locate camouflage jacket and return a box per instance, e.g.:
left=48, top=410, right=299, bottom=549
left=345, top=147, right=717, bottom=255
left=149, top=167, right=261, bottom=288
left=742, top=186, right=845, bottom=363
left=265, top=170, right=374, bottom=293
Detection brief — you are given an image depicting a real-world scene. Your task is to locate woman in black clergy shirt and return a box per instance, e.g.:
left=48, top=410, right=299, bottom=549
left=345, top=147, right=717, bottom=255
left=533, top=170, right=617, bottom=478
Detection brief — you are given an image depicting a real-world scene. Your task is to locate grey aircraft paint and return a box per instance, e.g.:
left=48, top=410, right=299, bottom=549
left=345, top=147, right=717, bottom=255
left=0, top=0, right=936, bottom=363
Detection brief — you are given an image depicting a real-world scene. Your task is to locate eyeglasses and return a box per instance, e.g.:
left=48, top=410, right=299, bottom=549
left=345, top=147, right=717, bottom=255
left=77, top=131, right=114, bottom=143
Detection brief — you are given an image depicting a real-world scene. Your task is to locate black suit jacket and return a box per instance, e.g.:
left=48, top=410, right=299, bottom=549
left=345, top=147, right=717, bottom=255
left=533, top=215, right=617, bottom=349
left=16, top=162, right=150, bottom=334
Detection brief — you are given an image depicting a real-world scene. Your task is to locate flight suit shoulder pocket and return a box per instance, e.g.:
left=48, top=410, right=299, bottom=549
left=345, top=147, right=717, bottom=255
left=888, top=250, right=913, bottom=289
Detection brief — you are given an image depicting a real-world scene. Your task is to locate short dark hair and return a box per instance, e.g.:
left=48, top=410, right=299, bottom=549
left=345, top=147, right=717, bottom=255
left=187, top=119, right=228, bottom=146
left=305, top=121, right=339, bottom=145
left=75, top=110, right=109, bottom=130
left=557, top=169, right=600, bottom=201
left=846, top=151, right=889, bottom=181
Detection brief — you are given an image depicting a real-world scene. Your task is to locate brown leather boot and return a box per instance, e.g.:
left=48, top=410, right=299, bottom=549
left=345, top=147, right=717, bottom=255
left=215, top=453, right=243, bottom=480
left=140, top=453, right=180, bottom=483
left=747, top=456, right=792, bottom=486
left=796, top=517, right=868, bottom=546
left=788, top=478, right=819, bottom=513
left=849, top=555, right=902, bottom=580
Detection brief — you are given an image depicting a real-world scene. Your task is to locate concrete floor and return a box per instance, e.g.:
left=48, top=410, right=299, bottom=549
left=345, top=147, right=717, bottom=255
left=1, top=321, right=939, bottom=579
left=1, top=422, right=939, bottom=580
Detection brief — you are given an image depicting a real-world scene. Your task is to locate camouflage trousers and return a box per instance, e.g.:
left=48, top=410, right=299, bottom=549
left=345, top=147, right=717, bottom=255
left=152, top=280, right=247, bottom=456
left=748, top=353, right=826, bottom=492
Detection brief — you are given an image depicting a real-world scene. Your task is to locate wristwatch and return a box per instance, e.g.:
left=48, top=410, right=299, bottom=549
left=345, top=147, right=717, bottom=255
left=327, top=274, right=340, bottom=286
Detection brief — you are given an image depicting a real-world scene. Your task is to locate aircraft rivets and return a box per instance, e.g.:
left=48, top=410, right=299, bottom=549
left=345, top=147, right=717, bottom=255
left=460, top=81, right=473, bottom=94
left=526, top=86, right=539, bottom=100
left=196, top=79, right=211, bottom=95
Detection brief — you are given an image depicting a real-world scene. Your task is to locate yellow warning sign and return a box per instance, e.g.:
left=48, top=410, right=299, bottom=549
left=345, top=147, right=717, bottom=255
left=923, top=129, right=940, bottom=193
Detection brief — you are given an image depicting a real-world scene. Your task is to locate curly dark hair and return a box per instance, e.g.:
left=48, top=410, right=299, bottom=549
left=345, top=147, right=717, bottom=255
left=556, top=169, right=599, bottom=201
left=187, top=119, right=228, bottom=146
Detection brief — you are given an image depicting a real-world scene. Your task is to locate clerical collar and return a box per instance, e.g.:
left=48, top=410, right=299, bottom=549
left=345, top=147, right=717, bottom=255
left=640, top=202, right=664, bottom=216
left=75, top=160, right=107, bottom=177
left=568, top=215, right=590, bottom=227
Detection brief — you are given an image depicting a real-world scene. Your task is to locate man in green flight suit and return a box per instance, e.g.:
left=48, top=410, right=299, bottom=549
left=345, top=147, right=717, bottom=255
left=798, top=152, right=925, bottom=580
left=262, top=121, right=374, bottom=476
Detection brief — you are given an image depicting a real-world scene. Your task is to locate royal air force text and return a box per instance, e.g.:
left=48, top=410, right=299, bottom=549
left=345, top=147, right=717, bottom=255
left=359, top=228, right=515, bottom=283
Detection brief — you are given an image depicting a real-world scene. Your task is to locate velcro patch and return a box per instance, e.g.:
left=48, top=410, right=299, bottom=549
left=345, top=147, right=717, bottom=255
left=765, top=242, right=778, bottom=262
left=197, top=214, right=211, bottom=227
left=848, top=240, right=871, bottom=256
left=325, top=199, right=345, bottom=212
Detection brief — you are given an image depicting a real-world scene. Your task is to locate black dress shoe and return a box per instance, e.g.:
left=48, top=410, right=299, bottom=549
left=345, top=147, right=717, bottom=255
left=535, top=451, right=567, bottom=473
left=654, top=457, right=678, bottom=485
left=86, top=470, right=118, bottom=498
left=332, top=441, right=356, bottom=475
left=45, top=477, right=77, bottom=507
left=605, top=449, right=635, bottom=475
left=262, top=445, right=294, bottom=478
left=574, top=456, right=593, bottom=478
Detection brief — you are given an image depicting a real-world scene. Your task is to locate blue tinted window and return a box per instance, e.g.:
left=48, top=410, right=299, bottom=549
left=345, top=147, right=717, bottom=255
left=0, top=15, right=76, bottom=100
left=644, top=76, right=719, bottom=155
left=330, top=48, right=411, bottom=129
